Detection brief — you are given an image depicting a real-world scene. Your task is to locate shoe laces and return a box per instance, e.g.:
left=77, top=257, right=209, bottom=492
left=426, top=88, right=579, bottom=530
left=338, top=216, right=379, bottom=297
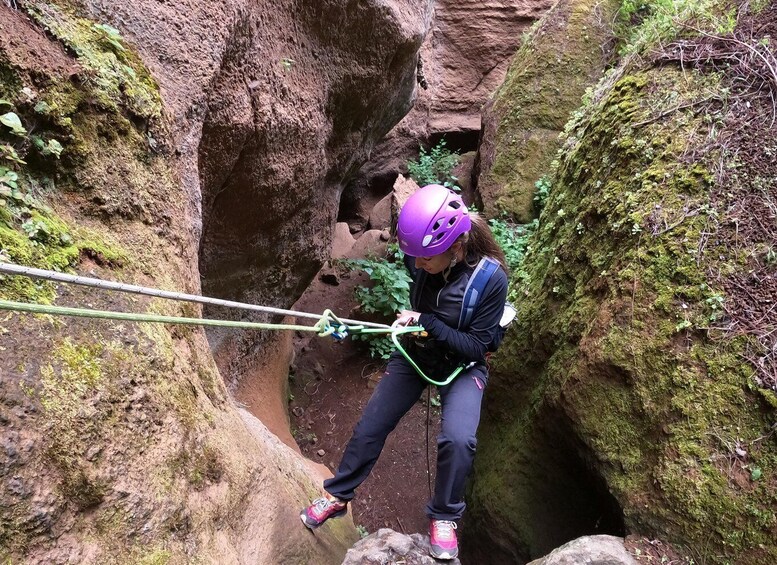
left=313, top=497, right=342, bottom=512
left=432, top=519, right=457, bottom=539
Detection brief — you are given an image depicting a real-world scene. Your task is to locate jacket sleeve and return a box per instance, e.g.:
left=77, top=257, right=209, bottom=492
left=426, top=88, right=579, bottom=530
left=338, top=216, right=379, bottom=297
left=417, top=267, right=508, bottom=362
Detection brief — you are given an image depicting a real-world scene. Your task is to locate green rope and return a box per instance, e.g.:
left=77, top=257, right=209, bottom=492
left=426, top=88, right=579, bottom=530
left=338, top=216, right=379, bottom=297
left=0, top=299, right=342, bottom=335
left=355, top=326, right=465, bottom=386
left=0, top=299, right=463, bottom=387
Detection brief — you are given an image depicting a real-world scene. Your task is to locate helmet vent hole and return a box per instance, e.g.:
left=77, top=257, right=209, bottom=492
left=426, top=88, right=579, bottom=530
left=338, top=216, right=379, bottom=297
left=448, top=201, right=461, bottom=210
left=432, top=219, right=443, bottom=231
left=447, top=217, right=456, bottom=227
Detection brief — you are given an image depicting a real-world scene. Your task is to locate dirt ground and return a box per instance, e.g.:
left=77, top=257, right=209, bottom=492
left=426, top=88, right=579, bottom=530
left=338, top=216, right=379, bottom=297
left=289, top=263, right=441, bottom=536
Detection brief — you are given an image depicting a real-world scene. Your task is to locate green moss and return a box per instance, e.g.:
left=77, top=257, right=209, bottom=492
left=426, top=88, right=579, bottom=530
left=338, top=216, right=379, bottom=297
left=474, top=58, right=777, bottom=562
left=26, top=1, right=161, bottom=119
left=75, top=228, right=129, bottom=267
left=14, top=338, right=108, bottom=511
left=481, top=0, right=622, bottom=221
left=35, top=336, right=167, bottom=509
left=0, top=53, right=22, bottom=102
left=136, top=549, right=171, bottom=565
left=169, top=444, right=224, bottom=490
left=0, top=220, right=79, bottom=302
left=616, top=0, right=722, bottom=56
left=0, top=207, right=129, bottom=301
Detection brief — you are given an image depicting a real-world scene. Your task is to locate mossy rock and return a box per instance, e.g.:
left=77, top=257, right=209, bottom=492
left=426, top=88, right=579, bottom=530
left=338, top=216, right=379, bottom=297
left=476, top=0, right=621, bottom=222
left=0, top=6, right=221, bottom=562
left=469, top=51, right=777, bottom=565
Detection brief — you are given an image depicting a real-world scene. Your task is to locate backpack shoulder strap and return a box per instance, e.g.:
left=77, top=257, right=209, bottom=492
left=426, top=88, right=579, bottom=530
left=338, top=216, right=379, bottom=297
left=458, top=257, right=499, bottom=330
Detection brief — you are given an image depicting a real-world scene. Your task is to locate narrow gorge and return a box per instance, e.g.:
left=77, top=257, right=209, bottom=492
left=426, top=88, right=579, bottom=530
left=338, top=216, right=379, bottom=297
left=1, top=1, right=776, bottom=564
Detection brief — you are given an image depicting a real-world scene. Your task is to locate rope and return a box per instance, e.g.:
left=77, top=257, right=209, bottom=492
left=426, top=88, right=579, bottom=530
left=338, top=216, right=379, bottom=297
left=0, top=299, right=350, bottom=335
left=0, top=262, right=391, bottom=329
left=426, top=386, right=433, bottom=501
left=0, top=261, right=464, bottom=386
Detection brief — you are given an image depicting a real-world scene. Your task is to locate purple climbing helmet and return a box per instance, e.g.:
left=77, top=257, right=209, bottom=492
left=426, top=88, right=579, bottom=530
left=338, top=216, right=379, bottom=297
left=397, top=184, right=471, bottom=257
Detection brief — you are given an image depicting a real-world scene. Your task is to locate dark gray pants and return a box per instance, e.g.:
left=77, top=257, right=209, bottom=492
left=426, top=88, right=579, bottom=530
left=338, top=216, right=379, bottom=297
left=323, top=353, right=486, bottom=521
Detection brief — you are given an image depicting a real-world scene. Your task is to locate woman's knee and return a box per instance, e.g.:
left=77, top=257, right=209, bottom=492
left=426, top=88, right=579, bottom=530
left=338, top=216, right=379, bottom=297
left=438, top=428, right=477, bottom=453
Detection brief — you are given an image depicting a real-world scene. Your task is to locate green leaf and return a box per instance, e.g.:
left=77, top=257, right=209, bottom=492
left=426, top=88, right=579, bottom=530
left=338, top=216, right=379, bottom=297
left=94, top=23, right=126, bottom=52
left=0, top=112, right=26, bottom=136
left=0, top=168, right=18, bottom=186
left=1, top=145, right=25, bottom=165
left=34, top=101, right=51, bottom=114
left=750, top=467, right=762, bottom=481
left=44, top=139, right=64, bottom=158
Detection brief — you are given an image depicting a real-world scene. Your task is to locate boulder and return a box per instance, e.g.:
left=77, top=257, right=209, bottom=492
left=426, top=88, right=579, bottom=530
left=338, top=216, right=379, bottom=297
left=475, top=0, right=619, bottom=221
left=468, top=2, right=777, bottom=563
left=368, top=192, right=393, bottom=231
left=342, top=528, right=461, bottom=565
left=527, top=536, right=637, bottom=565
left=391, top=175, right=421, bottom=228
left=347, top=230, right=387, bottom=260
left=331, top=222, right=357, bottom=259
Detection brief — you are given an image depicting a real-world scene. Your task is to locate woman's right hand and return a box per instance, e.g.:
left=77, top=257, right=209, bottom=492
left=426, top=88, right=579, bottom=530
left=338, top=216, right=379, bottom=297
left=395, top=309, right=421, bottom=327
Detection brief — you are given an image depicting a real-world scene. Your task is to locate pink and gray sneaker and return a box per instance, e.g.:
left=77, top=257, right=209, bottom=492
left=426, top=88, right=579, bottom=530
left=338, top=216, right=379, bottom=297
left=429, top=519, right=458, bottom=560
left=300, top=497, right=348, bottom=529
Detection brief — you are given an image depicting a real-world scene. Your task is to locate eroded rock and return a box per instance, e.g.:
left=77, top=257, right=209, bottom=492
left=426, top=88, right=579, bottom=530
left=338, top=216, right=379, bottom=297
left=342, top=528, right=461, bottom=565
left=475, top=0, right=619, bottom=220
left=527, top=536, right=637, bottom=565
left=0, top=1, right=433, bottom=563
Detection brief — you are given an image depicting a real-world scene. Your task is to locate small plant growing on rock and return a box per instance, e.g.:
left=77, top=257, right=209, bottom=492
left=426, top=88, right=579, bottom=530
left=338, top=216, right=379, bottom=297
left=488, top=216, right=538, bottom=273
left=0, top=111, right=27, bottom=136
left=350, top=249, right=411, bottom=319
left=407, top=139, right=460, bottom=190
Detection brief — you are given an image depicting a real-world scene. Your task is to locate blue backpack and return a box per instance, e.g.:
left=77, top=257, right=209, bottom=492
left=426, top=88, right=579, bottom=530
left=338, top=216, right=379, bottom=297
left=410, top=257, right=515, bottom=352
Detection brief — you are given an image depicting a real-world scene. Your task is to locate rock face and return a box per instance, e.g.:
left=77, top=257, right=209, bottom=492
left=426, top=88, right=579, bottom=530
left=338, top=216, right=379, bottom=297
left=61, top=0, right=432, bottom=389
left=424, top=0, right=555, bottom=134
left=467, top=2, right=777, bottom=564
left=78, top=0, right=434, bottom=386
left=0, top=0, right=432, bottom=562
left=526, top=536, right=637, bottom=565
left=475, top=0, right=620, bottom=221
left=340, top=0, right=555, bottom=225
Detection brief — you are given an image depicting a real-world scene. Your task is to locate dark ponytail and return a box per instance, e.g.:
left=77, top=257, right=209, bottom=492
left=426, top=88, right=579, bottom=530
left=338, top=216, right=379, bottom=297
left=461, top=212, right=509, bottom=274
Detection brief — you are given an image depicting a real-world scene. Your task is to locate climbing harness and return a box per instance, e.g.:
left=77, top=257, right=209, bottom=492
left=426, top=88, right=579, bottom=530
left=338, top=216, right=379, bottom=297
left=0, top=262, right=460, bottom=386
